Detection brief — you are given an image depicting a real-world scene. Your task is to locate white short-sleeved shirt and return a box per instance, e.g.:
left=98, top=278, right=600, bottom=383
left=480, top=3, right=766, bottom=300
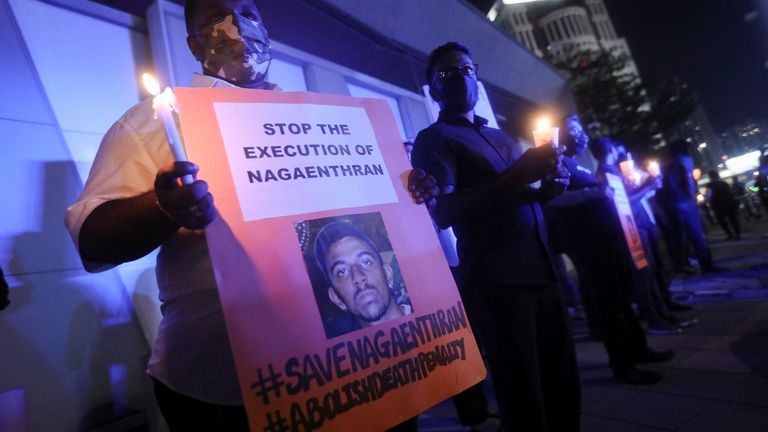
left=65, top=73, right=275, bottom=405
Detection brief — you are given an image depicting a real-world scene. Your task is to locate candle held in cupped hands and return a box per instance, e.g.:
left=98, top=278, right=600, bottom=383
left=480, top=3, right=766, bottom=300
left=142, top=73, right=193, bottom=185
left=647, top=160, right=660, bottom=177
left=532, top=117, right=559, bottom=148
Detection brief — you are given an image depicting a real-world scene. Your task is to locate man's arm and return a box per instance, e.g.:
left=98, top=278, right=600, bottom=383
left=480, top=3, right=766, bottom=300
left=78, top=162, right=216, bottom=266
left=546, top=185, right=613, bottom=207
left=626, top=175, right=662, bottom=205
left=412, top=146, right=559, bottom=229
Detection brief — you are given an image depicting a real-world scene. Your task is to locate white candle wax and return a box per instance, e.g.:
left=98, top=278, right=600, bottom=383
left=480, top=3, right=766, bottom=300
left=152, top=87, right=193, bottom=185
left=532, top=126, right=559, bottom=148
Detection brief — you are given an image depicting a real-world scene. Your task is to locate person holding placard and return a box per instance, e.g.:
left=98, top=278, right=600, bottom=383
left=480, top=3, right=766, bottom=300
left=64, top=1, right=290, bottom=430
left=410, top=42, right=579, bottom=432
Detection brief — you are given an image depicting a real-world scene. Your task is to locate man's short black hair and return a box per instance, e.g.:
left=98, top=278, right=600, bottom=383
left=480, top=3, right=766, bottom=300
left=590, top=137, right=614, bottom=161
left=313, top=221, right=382, bottom=285
left=184, top=0, right=202, bottom=36
left=426, top=42, right=472, bottom=83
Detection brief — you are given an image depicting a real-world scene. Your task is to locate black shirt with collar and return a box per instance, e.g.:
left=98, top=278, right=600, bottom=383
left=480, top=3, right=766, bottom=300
left=411, top=112, right=554, bottom=286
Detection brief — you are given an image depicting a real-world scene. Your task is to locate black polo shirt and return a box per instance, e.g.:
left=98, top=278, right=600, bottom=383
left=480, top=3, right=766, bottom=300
left=548, top=156, right=623, bottom=248
left=411, top=112, right=554, bottom=286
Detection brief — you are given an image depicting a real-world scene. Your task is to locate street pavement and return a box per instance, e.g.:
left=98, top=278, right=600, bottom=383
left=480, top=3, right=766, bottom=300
left=420, top=215, right=768, bottom=431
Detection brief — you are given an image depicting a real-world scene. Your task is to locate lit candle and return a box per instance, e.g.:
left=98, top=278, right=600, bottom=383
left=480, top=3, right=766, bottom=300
left=693, top=168, right=702, bottom=181
left=142, top=73, right=193, bottom=185
left=647, top=160, right=660, bottom=177
left=532, top=117, right=559, bottom=148
left=619, top=153, right=635, bottom=179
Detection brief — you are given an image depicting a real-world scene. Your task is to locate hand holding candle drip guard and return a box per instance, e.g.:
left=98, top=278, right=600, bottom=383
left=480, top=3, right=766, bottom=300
left=143, top=73, right=216, bottom=229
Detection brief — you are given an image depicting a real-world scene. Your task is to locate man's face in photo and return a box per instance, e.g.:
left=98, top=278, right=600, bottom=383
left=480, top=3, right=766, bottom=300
left=324, top=236, right=396, bottom=324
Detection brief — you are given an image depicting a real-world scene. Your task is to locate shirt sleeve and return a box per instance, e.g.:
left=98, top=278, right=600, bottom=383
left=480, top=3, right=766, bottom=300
left=411, top=128, right=457, bottom=188
left=64, top=102, right=172, bottom=272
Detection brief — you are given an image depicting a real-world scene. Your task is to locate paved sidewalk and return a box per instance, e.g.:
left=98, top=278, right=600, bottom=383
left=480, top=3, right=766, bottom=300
left=420, top=217, right=768, bottom=431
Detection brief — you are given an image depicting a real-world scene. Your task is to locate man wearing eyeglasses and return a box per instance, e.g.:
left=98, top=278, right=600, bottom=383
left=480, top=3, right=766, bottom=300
left=410, top=42, right=580, bottom=432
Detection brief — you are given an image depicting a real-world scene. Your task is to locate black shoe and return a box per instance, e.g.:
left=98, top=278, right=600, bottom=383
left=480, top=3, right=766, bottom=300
left=668, top=301, right=693, bottom=312
left=703, top=266, right=728, bottom=274
left=666, top=315, right=698, bottom=328
left=645, top=320, right=683, bottom=335
left=635, top=349, right=675, bottom=363
left=614, top=367, right=663, bottom=385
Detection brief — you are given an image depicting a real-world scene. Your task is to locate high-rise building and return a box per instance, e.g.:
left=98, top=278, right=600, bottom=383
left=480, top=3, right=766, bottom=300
left=488, top=0, right=638, bottom=76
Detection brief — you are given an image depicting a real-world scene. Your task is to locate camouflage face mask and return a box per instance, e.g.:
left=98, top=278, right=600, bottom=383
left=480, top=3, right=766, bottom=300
left=198, top=14, right=272, bottom=85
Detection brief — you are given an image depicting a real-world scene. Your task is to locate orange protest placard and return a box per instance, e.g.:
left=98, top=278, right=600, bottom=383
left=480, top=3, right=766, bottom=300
left=605, top=173, right=649, bottom=270
left=175, top=88, right=485, bottom=431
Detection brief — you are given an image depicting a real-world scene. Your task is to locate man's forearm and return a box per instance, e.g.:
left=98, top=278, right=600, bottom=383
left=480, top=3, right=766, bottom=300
left=78, top=191, right=180, bottom=267
left=430, top=170, right=533, bottom=229
left=546, top=187, right=602, bottom=208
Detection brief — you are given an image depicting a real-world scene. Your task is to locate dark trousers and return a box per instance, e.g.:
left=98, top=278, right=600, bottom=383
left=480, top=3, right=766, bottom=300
left=473, top=282, right=581, bottom=432
left=153, top=378, right=419, bottom=431
left=153, top=378, right=249, bottom=432
left=666, top=202, right=714, bottom=270
left=566, top=245, right=649, bottom=375
left=713, top=206, right=741, bottom=238
left=450, top=266, right=493, bottom=426
left=633, top=226, right=671, bottom=322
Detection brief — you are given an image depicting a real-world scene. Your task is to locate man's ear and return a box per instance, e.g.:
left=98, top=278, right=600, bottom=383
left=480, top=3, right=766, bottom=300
left=187, top=35, right=204, bottom=62
left=327, top=287, right=348, bottom=311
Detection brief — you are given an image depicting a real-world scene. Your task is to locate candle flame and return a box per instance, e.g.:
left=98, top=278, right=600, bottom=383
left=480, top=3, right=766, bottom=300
left=647, top=160, right=660, bottom=176
left=142, top=73, right=161, bottom=96
left=535, top=117, right=551, bottom=131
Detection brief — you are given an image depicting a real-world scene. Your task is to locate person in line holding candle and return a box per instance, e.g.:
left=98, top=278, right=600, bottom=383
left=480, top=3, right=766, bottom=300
left=706, top=170, right=742, bottom=240
left=613, top=144, right=694, bottom=314
left=410, top=41, right=580, bottom=432
left=657, top=139, right=724, bottom=274
left=544, top=116, right=674, bottom=385
left=592, top=138, right=695, bottom=335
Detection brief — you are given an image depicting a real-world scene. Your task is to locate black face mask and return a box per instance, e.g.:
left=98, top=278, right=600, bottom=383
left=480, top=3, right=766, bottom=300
left=438, top=75, right=479, bottom=114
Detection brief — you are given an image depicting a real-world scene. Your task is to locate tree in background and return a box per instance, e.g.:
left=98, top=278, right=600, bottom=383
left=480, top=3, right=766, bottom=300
left=555, top=50, right=698, bottom=156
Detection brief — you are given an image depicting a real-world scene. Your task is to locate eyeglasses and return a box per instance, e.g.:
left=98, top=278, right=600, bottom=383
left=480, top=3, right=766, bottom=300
left=435, top=63, right=479, bottom=81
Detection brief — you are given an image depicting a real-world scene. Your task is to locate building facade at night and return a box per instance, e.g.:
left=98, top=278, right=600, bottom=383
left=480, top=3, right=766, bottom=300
left=0, top=0, right=575, bottom=430
left=488, top=0, right=638, bottom=75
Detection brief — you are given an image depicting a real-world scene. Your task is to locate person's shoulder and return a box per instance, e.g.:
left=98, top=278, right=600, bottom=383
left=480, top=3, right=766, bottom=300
left=113, top=97, right=158, bottom=132
left=481, top=124, right=516, bottom=143
left=413, top=122, right=450, bottom=148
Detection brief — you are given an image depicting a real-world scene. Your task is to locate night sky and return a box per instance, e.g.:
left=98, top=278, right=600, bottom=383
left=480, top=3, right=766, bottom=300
left=470, top=0, right=767, bottom=133
left=598, top=0, right=767, bottom=133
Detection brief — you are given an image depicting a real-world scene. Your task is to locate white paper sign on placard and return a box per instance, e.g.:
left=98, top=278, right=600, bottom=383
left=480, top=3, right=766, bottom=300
left=214, top=102, right=398, bottom=221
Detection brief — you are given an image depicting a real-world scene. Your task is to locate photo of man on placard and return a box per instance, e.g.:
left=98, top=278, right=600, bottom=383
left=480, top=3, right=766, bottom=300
left=296, top=212, right=413, bottom=338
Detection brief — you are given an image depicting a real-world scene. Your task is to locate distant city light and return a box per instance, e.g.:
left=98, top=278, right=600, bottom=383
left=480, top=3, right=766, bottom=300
left=724, top=150, right=761, bottom=175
